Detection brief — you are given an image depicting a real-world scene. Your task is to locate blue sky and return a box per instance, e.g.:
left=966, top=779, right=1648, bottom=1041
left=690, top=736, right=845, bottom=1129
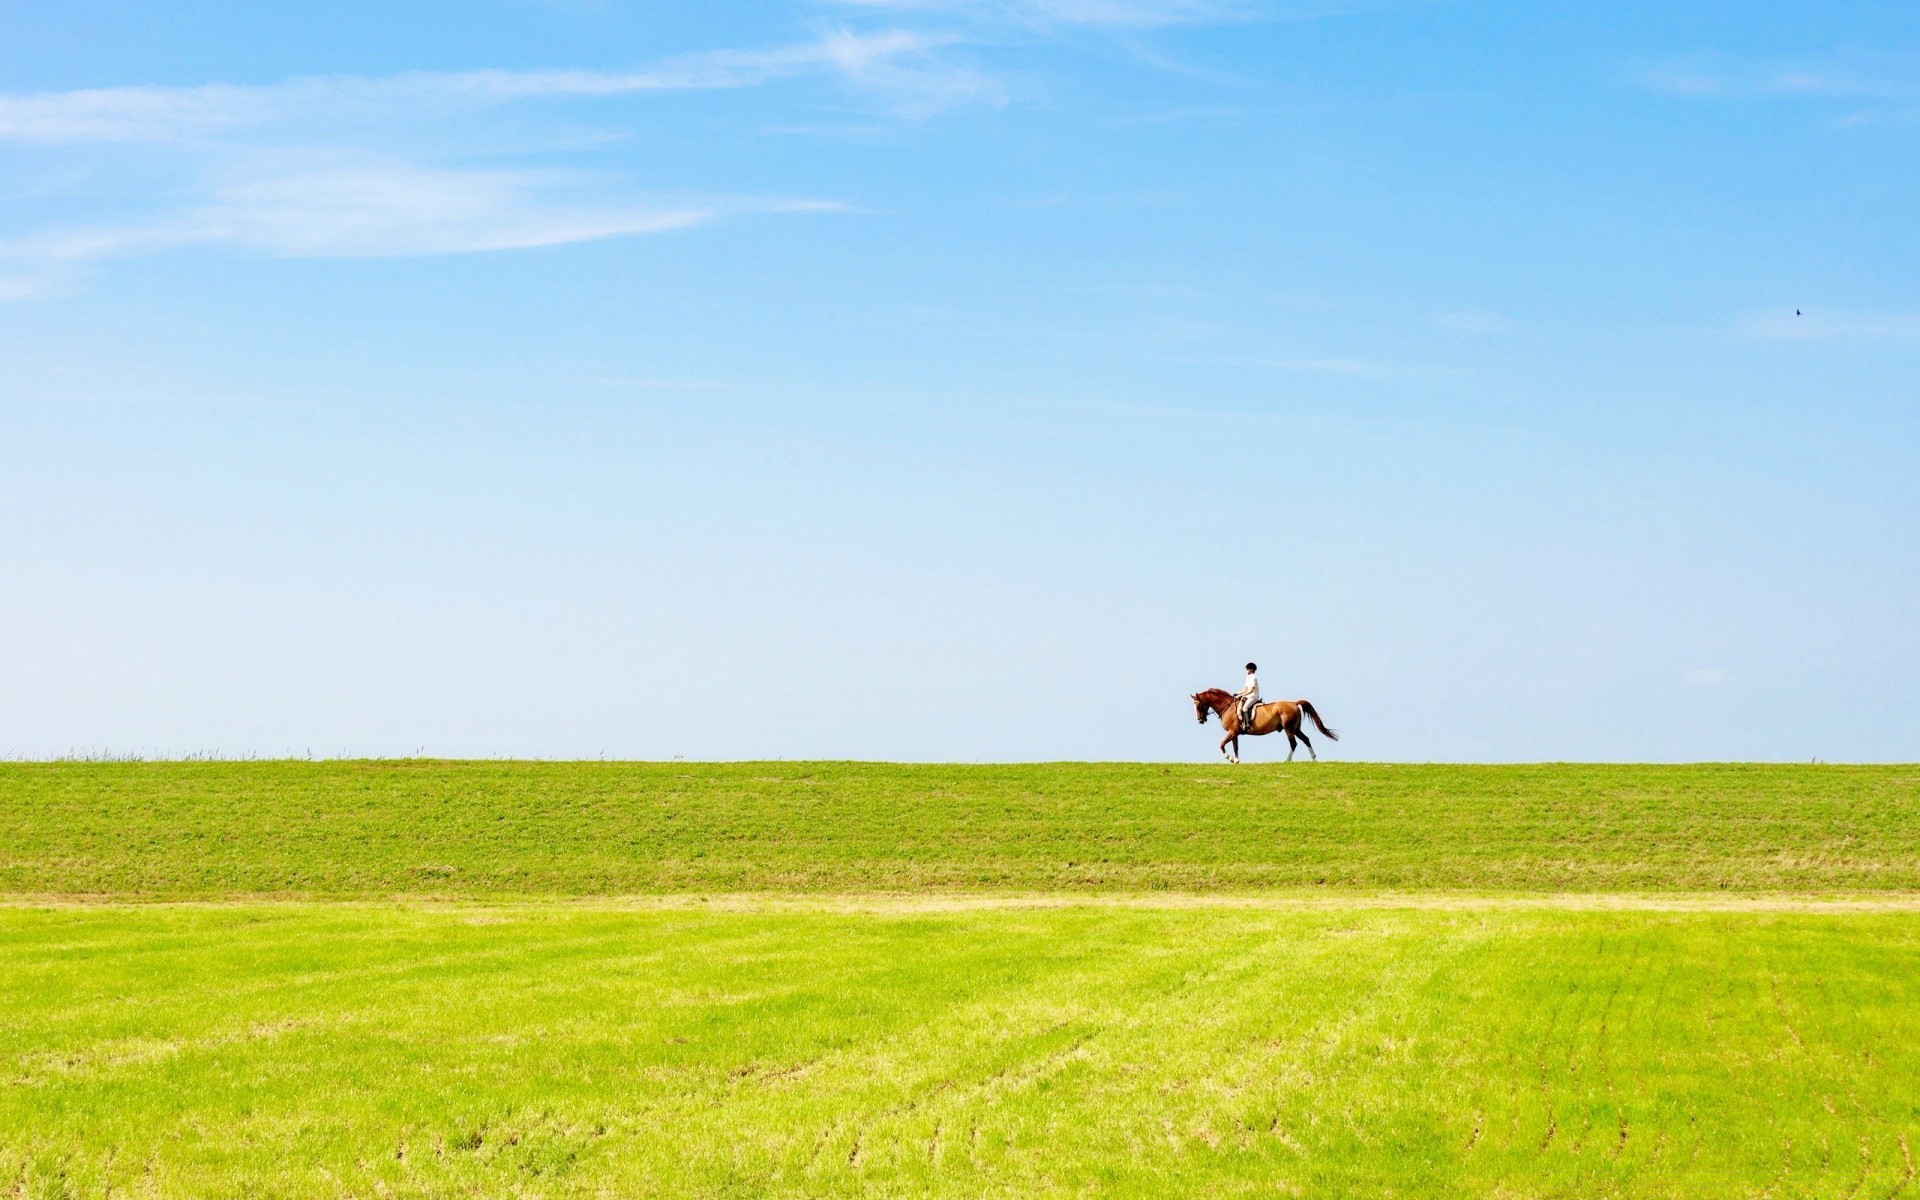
left=2, top=1, right=1916, bottom=761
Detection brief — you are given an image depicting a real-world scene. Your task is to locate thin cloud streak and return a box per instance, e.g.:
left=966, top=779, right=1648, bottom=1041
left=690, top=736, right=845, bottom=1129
left=1639, top=53, right=1920, bottom=101
left=0, top=31, right=983, bottom=142
left=1153, top=352, right=1458, bottom=379
left=827, top=0, right=1391, bottom=30
left=0, top=31, right=954, bottom=278
left=0, top=274, right=46, bottom=302
left=1, top=160, right=847, bottom=261
left=833, top=0, right=1246, bottom=28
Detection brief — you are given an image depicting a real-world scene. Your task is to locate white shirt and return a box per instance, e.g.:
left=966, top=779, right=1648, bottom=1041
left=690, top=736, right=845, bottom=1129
left=1240, top=674, right=1260, bottom=700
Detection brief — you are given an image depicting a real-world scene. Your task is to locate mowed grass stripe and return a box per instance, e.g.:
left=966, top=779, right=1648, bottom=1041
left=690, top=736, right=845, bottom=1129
left=7, top=904, right=1920, bottom=1198
left=5, top=761, right=1920, bottom=896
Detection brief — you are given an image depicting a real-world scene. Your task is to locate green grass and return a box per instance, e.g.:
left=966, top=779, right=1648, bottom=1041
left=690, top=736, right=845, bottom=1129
left=4, top=761, right=1919, bottom=896
left=8, top=761, right=1920, bottom=1196
left=8, top=901, right=1920, bottom=1198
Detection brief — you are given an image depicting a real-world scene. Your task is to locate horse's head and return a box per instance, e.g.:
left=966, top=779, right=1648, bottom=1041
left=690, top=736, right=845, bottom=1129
left=1192, top=693, right=1214, bottom=725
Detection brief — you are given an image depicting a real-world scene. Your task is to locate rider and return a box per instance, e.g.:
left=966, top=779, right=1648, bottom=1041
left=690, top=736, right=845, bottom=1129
left=1235, top=662, right=1260, bottom=731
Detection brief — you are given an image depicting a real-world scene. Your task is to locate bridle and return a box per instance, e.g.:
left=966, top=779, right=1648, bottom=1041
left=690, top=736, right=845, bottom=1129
left=1192, top=693, right=1222, bottom=724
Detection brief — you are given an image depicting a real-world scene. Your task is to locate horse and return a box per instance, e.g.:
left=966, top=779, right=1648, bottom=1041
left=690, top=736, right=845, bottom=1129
left=1191, top=688, right=1339, bottom=763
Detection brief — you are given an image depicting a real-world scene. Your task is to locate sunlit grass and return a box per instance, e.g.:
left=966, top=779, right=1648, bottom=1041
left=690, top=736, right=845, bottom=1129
left=8, top=762, right=1918, bottom=1195
left=6, top=901, right=1919, bottom=1198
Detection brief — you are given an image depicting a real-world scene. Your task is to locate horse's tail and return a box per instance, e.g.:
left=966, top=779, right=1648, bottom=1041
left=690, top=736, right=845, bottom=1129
left=1298, top=700, right=1339, bottom=741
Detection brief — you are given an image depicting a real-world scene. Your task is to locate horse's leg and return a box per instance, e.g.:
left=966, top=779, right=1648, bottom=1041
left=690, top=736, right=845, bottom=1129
left=1219, top=731, right=1234, bottom=761
left=1281, top=712, right=1307, bottom=761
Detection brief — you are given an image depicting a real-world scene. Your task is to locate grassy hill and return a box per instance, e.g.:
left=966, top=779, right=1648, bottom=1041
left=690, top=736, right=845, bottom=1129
left=4, top=760, right=1918, bottom=896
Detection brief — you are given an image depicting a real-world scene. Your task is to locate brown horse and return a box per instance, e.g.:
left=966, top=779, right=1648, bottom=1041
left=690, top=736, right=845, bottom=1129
left=1191, top=688, right=1339, bottom=763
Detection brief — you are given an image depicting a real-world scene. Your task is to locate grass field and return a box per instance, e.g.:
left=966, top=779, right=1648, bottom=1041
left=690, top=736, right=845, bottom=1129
left=9, top=901, right=1920, bottom=1198
left=5, top=760, right=1919, bottom=895
left=6, top=762, right=1920, bottom=1197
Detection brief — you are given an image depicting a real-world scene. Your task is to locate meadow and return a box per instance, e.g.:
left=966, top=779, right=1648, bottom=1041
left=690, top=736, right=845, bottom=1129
left=5, top=760, right=1919, bottom=895
left=9, top=901, right=1920, bottom=1198
left=5, top=762, right=1920, bottom=1198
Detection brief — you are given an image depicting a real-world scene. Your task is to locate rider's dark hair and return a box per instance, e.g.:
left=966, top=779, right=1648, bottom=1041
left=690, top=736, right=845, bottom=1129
left=1245, top=662, right=1258, bottom=672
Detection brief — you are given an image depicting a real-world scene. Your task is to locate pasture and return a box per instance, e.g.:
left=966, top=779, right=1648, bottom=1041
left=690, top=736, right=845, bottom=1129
left=9, top=901, right=1920, bottom=1198
left=5, top=762, right=1920, bottom=1198
left=5, top=760, right=1919, bottom=895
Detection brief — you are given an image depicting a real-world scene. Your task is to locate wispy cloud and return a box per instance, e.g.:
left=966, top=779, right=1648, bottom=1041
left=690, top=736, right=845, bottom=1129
left=814, top=29, right=1004, bottom=114
left=826, top=0, right=1391, bottom=31
left=832, top=0, right=1246, bottom=28
left=1638, top=52, right=1920, bottom=126
left=1155, top=353, right=1452, bottom=379
left=0, top=159, right=847, bottom=262
left=1639, top=53, right=1920, bottom=101
left=1743, top=308, right=1920, bottom=341
left=0, top=31, right=983, bottom=289
left=0, top=31, right=987, bottom=143
left=0, top=274, right=46, bottom=301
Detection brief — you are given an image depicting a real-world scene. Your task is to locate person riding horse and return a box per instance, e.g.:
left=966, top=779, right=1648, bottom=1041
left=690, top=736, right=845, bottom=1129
left=1191, top=672, right=1338, bottom=763
left=1235, top=662, right=1260, bottom=732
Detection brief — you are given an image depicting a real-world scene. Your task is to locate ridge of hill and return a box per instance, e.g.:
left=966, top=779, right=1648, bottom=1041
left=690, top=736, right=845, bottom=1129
left=5, top=761, right=1916, bottom=897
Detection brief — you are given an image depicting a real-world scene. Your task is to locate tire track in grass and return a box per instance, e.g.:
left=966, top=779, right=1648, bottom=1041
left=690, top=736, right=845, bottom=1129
left=1765, top=953, right=1809, bottom=1193
left=764, top=910, right=1459, bottom=1191
left=1587, top=941, right=1624, bottom=1160
left=12, top=908, right=1075, bottom=1196
left=1236, top=913, right=1505, bottom=1167
left=1608, top=932, right=1670, bottom=1170
left=1109, top=912, right=1442, bottom=1169
left=1891, top=1134, right=1916, bottom=1199
left=10, top=1013, right=343, bottom=1087
left=838, top=921, right=1247, bottom=1181
left=1600, top=978, right=1628, bottom=1160
left=1762, top=1136, right=1794, bottom=1198
left=1768, top=974, right=1807, bottom=1050
left=766, top=913, right=1186, bottom=1185
left=1600, top=931, right=1664, bottom=1172
left=1841, top=1136, right=1872, bottom=1200
left=3, top=909, right=709, bottom=1065
left=1529, top=967, right=1576, bottom=1157
left=1626, top=921, right=1679, bottom=1178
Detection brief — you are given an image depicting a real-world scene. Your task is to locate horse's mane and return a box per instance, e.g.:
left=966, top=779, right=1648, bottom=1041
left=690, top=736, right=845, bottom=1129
left=1193, top=688, right=1236, bottom=706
